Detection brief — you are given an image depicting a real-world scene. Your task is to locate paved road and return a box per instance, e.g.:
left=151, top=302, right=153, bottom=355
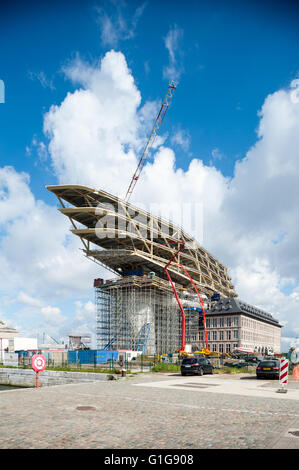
left=0, top=372, right=299, bottom=449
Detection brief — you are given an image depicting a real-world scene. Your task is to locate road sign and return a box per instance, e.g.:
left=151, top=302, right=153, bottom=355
left=31, top=354, right=46, bottom=388
left=31, top=354, right=46, bottom=372
left=279, top=358, right=289, bottom=385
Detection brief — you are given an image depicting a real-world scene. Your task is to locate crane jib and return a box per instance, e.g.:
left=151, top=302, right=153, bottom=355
left=125, top=81, right=177, bottom=201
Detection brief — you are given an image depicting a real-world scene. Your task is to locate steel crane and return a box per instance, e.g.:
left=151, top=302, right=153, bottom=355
left=125, top=81, right=177, bottom=201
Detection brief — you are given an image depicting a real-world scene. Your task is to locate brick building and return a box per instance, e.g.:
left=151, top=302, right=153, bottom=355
left=190, top=297, right=282, bottom=354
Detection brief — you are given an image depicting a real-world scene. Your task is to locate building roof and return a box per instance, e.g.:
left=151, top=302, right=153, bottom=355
left=47, top=184, right=236, bottom=297
left=207, top=297, right=281, bottom=327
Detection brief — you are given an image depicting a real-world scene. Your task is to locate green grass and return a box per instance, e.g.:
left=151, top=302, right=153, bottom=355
left=226, top=367, right=249, bottom=374
left=214, top=366, right=255, bottom=374
left=150, top=363, right=180, bottom=372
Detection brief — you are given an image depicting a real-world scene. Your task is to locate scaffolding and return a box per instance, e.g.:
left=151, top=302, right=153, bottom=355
left=184, top=308, right=205, bottom=351
left=95, top=275, right=207, bottom=355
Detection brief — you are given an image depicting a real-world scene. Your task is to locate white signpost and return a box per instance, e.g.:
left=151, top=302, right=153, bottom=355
left=277, top=358, right=289, bottom=394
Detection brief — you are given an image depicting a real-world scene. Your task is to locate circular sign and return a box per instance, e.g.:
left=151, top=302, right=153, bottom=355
left=31, top=354, right=46, bottom=372
left=290, top=349, right=299, bottom=364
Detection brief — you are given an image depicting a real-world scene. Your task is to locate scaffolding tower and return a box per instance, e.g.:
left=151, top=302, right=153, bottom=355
left=95, top=275, right=207, bottom=355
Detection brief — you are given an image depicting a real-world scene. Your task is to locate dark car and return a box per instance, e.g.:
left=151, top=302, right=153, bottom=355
left=181, top=357, right=214, bottom=376
left=256, top=359, right=280, bottom=379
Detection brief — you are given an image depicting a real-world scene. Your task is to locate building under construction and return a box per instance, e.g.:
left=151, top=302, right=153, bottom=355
left=46, top=83, right=282, bottom=356
left=47, top=184, right=236, bottom=354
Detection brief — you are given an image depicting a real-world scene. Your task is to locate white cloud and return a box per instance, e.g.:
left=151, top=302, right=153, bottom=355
left=41, top=306, right=65, bottom=325
left=28, top=71, right=55, bottom=90
left=0, top=166, right=35, bottom=224
left=96, top=1, right=147, bottom=47
left=0, top=165, right=103, bottom=341
left=144, top=60, right=150, bottom=76
left=44, top=51, right=145, bottom=196
left=170, top=128, right=191, bottom=152
left=74, top=300, right=96, bottom=322
left=16, top=292, right=44, bottom=309
left=163, top=25, right=184, bottom=82
left=26, top=136, right=48, bottom=163
left=211, top=147, right=224, bottom=161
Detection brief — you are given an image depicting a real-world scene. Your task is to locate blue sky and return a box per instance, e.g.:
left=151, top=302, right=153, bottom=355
left=2, top=0, right=299, bottom=187
left=1, top=0, right=299, bottom=348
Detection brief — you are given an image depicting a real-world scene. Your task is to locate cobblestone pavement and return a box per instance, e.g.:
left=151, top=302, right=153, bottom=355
left=1, top=372, right=299, bottom=449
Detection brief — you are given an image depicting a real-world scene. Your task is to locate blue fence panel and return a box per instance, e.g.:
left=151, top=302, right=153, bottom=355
left=96, top=350, right=119, bottom=363
left=68, top=350, right=78, bottom=364
left=68, top=349, right=119, bottom=364
left=78, top=350, right=92, bottom=364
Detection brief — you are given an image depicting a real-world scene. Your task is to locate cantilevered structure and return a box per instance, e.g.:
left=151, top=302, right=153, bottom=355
left=47, top=184, right=236, bottom=297
left=47, top=184, right=236, bottom=354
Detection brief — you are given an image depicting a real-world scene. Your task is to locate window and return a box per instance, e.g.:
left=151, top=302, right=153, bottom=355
left=219, top=344, right=224, bottom=353
left=199, top=332, right=204, bottom=341
left=226, top=343, right=231, bottom=353
left=219, top=318, right=224, bottom=327
left=226, top=317, right=232, bottom=327
left=197, top=358, right=207, bottom=364
left=233, top=343, right=238, bottom=349
left=220, top=331, right=224, bottom=341
left=213, top=331, right=217, bottom=341
left=234, top=317, right=239, bottom=326
left=212, top=344, right=217, bottom=352
left=182, top=358, right=198, bottom=364
left=226, top=330, right=231, bottom=340
left=234, top=330, right=238, bottom=339
left=207, top=332, right=211, bottom=341
left=206, top=319, right=211, bottom=328
left=213, top=318, right=217, bottom=328
left=259, top=361, right=280, bottom=367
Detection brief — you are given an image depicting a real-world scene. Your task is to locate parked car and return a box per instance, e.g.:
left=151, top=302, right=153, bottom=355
left=181, top=357, right=214, bottom=376
left=256, top=359, right=280, bottom=379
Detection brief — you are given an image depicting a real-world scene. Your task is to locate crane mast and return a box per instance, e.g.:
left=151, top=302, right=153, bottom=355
left=125, top=80, right=177, bottom=201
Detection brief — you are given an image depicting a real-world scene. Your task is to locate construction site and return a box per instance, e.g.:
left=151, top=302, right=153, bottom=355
left=47, top=82, right=282, bottom=360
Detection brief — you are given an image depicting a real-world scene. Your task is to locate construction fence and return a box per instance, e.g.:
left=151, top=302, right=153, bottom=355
left=9, top=352, right=179, bottom=373
left=2, top=350, right=280, bottom=373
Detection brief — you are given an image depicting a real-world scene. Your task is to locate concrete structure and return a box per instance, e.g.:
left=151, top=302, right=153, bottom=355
left=68, top=334, right=91, bottom=350
left=189, top=297, right=282, bottom=354
left=0, top=367, right=113, bottom=388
